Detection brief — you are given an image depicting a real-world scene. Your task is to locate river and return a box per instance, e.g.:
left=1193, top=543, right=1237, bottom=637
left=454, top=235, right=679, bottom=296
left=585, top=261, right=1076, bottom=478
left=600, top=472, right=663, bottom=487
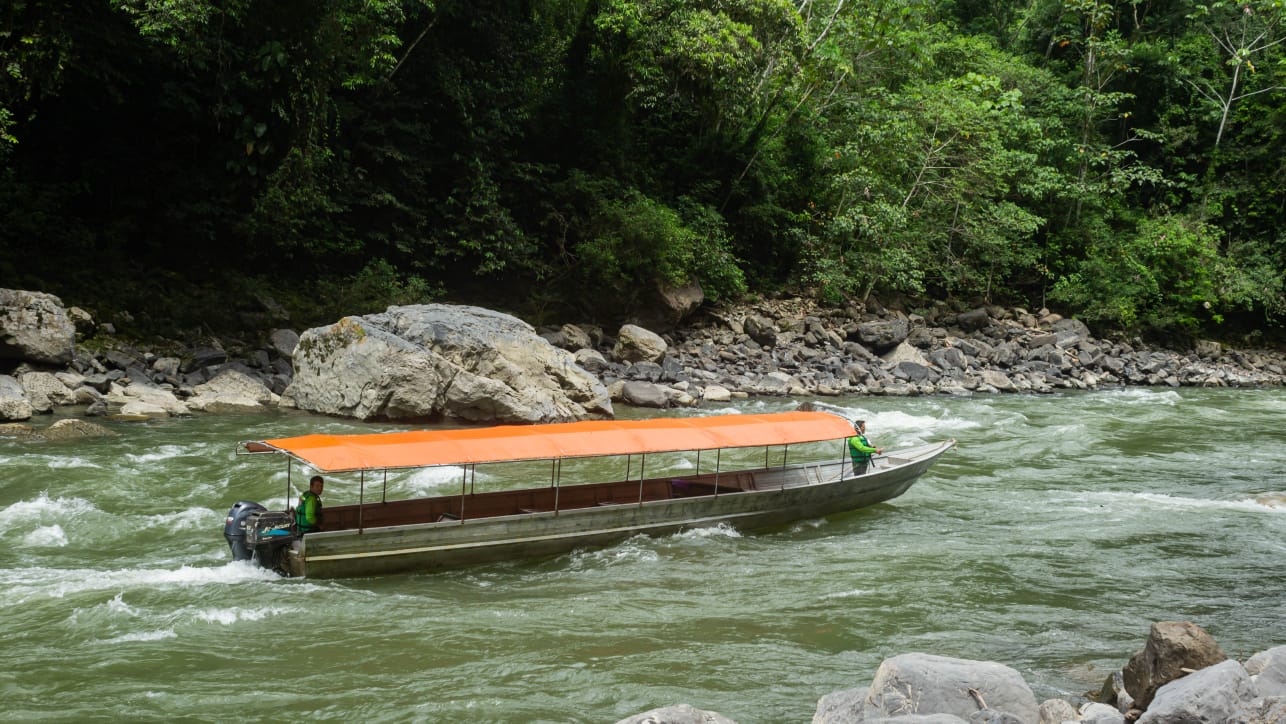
left=1, top=388, right=1283, bottom=722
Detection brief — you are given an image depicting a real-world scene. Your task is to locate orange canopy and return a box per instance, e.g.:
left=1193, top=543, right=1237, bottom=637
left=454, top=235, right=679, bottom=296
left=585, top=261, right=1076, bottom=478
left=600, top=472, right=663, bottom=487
left=241, top=411, right=856, bottom=473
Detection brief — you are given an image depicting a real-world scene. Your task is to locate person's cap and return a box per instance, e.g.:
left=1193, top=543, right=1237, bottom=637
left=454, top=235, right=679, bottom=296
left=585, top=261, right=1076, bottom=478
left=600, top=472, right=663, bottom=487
left=853, top=419, right=865, bottom=429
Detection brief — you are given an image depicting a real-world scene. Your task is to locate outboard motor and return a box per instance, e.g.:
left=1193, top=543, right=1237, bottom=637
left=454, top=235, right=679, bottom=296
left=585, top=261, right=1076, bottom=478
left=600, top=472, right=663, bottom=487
left=225, top=501, right=267, bottom=561
left=247, top=510, right=296, bottom=574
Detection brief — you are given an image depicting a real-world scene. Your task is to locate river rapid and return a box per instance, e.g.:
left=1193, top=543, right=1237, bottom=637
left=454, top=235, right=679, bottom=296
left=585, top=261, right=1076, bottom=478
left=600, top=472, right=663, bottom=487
left=2, top=389, right=1284, bottom=722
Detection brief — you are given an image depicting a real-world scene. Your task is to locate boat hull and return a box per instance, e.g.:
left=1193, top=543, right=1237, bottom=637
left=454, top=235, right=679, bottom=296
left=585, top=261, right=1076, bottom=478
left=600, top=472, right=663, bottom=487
left=289, top=440, right=953, bottom=578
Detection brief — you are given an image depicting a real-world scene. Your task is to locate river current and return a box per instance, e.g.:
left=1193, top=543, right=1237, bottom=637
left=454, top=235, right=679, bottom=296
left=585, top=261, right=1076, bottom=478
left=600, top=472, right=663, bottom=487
left=1, top=389, right=1283, bottom=722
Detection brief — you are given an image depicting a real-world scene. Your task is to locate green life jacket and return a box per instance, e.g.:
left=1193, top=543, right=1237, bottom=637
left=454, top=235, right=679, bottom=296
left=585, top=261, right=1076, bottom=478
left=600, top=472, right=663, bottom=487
left=295, top=491, right=322, bottom=531
left=848, top=434, right=875, bottom=465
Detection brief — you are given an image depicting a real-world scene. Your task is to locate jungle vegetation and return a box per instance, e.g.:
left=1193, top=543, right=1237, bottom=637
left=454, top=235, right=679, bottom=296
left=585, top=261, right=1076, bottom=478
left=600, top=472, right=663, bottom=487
left=2, top=0, right=1284, bottom=343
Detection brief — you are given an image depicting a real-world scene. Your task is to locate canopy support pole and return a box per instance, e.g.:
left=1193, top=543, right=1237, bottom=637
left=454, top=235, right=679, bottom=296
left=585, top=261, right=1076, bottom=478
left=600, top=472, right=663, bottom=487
left=358, top=470, right=365, bottom=533
left=637, top=455, right=647, bottom=506
left=783, top=444, right=789, bottom=469
left=285, top=460, right=292, bottom=511
left=460, top=467, right=468, bottom=522
left=714, top=450, right=721, bottom=497
left=553, top=459, right=562, bottom=515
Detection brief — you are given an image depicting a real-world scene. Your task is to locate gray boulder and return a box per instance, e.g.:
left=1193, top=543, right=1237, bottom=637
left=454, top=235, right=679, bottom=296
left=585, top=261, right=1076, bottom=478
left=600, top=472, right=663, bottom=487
left=815, top=653, right=1038, bottom=724
left=558, top=323, right=595, bottom=351
left=269, top=328, right=300, bottom=358
left=614, top=324, right=669, bottom=363
left=632, top=279, right=705, bottom=332
left=955, top=307, right=991, bottom=331
left=701, top=384, right=732, bottom=402
left=883, top=341, right=929, bottom=367
left=1236, top=697, right=1286, bottom=724
left=1245, top=645, right=1286, bottom=696
left=285, top=304, right=612, bottom=424
left=21, top=371, right=77, bottom=412
left=1037, top=699, right=1077, bottom=724
left=857, top=318, right=910, bottom=351
left=574, top=348, right=610, bottom=373
left=1123, top=621, right=1227, bottom=710
left=106, top=381, right=189, bottom=418
left=615, top=703, right=737, bottom=724
left=186, top=368, right=281, bottom=413
left=979, top=370, right=1015, bottom=392
left=1078, top=702, right=1125, bottom=723
left=0, top=289, right=76, bottom=365
left=620, top=380, right=669, bottom=408
left=743, top=315, right=778, bottom=347
left=1137, top=659, right=1256, bottom=724
left=0, top=374, right=34, bottom=421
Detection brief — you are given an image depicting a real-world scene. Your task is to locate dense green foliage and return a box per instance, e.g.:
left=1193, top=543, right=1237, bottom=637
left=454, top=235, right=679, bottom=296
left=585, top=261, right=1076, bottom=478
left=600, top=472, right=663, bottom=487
left=2, top=0, right=1284, bottom=340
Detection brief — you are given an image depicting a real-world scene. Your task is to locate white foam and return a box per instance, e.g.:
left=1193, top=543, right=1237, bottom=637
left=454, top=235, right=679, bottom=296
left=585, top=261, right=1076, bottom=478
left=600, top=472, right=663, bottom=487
left=0, top=493, right=98, bottom=532
left=1077, top=490, right=1286, bottom=515
left=2, top=561, right=282, bottom=604
left=125, top=445, right=189, bottom=464
left=35, top=456, right=104, bottom=470
left=1101, top=388, right=1183, bottom=406
left=673, top=522, right=742, bottom=540
left=105, top=593, right=139, bottom=616
left=104, top=629, right=178, bottom=643
left=821, top=589, right=871, bottom=599
left=401, top=465, right=491, bottom=497
left=874, top=409, right=982, bottom=437
left=786, top=518, right=828, bottom=534
left=195, top=605, right=294, bottom=625
left=139, top=507, right=221, bottom=530
left=22, top=524, right=68, bottom=547
left=567, top=537, right=662, bottom=568
left=682, top=406, right=747, bottom=417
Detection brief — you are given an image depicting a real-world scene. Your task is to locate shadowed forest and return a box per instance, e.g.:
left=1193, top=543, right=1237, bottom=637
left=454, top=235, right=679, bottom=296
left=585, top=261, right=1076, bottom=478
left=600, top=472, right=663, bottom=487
left=2, top=0, right=1283, bottom=343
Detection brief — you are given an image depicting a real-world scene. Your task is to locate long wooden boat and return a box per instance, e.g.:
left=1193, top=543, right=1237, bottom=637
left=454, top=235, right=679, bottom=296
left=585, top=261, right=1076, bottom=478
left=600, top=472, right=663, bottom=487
left=224, top=411, right=954, bottom=578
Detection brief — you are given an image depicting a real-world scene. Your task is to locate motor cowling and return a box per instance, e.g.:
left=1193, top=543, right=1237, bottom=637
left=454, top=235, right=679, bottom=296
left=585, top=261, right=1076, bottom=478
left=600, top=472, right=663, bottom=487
left=248, top=510, right=295, bottom=575
left=224, top=500, right=267, bottom=561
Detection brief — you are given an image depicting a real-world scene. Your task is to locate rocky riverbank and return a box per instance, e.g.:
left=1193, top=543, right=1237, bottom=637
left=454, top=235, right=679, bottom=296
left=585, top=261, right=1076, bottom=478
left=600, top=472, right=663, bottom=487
left=618, top=621, right=1285, bottom=723
left=1, top=288, right=1284, bottom=430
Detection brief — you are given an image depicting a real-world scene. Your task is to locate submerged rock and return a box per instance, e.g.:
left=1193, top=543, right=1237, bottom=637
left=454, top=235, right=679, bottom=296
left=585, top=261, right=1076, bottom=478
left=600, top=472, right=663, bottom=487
left=41, top=418, right=117, bottom=440
left=615, top=703, right=737, bottom=724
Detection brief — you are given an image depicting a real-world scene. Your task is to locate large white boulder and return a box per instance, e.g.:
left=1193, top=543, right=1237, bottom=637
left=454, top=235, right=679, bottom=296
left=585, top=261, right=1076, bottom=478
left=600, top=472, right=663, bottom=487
left=284, top=304, right=612, bottom=424
left=814, top=653, right=1038, bottom=724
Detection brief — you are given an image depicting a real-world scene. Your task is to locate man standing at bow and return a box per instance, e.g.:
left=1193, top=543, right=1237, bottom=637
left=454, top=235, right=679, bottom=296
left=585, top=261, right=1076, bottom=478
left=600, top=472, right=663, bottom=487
left=847, top=420, right=883, bottom=475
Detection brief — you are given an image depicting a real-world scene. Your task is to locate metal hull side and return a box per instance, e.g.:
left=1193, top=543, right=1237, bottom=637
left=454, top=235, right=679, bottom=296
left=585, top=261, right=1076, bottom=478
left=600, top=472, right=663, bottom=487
left=291, top=441, right=951, bottom=579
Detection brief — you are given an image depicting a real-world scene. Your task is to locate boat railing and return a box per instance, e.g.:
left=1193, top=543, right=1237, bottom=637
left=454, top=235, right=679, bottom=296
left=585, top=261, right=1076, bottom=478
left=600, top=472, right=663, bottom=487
left=314, top=443, right=949, bottom=534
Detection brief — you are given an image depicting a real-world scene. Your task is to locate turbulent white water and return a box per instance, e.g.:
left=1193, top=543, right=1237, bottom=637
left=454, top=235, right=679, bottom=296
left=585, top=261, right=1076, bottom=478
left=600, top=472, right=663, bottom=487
left=1, top=389, right=1284, bottom=721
